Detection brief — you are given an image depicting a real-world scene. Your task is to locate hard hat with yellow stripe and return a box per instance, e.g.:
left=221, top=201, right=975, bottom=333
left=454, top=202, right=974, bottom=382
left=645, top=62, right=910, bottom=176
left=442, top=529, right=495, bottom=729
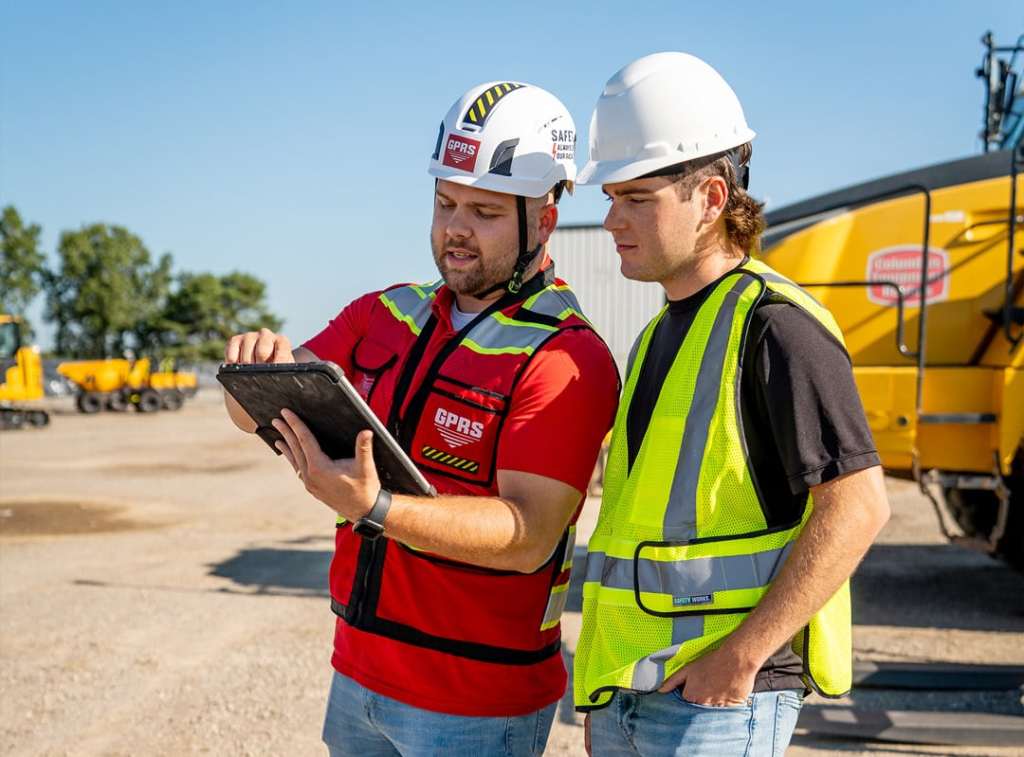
left=428, top=81, right=577, bottom=199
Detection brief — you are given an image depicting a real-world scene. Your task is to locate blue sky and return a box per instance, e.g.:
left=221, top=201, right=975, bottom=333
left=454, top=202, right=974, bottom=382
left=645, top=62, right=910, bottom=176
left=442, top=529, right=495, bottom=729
left=2, top=2, right=1020, bottom=348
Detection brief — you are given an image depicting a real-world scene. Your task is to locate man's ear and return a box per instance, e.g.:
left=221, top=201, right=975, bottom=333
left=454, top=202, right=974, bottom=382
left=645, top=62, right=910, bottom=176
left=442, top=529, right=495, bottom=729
left=536, top=202, right=559, bottom=246
left=700, top=175, right=729, bottom=226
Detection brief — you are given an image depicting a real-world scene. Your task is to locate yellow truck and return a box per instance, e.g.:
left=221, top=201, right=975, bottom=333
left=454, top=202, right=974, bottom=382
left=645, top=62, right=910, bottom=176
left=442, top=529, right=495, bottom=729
left=762, top=32, right=1023, bottom=568
left=57, top=357, right=197, bottom=413
left=0, top=314, right=49, bottom=429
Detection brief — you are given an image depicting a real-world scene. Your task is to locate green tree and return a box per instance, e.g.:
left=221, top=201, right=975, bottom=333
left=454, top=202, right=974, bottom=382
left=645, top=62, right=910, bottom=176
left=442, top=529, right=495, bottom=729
left=44, top=223, right=173, bottom=357
left=0, top=205, right=45, bottom=339
left=151, top=271, right=283, bottom=361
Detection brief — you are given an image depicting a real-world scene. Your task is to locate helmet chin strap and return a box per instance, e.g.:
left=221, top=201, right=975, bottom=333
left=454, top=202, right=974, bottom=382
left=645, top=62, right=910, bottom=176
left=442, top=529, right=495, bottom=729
left=470, top=194, right=541, bottom=299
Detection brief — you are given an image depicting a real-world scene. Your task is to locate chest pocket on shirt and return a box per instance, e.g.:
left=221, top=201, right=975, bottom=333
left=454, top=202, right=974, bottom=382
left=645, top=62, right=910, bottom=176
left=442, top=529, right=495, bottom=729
left=350, top=338, right=398, bottom=403
left=412, top=375, right=508, bottom=487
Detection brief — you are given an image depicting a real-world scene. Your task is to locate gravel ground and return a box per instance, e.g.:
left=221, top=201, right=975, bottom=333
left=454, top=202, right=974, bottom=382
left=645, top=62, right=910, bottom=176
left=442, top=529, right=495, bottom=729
left=1, top=390, right=1022, bottom=756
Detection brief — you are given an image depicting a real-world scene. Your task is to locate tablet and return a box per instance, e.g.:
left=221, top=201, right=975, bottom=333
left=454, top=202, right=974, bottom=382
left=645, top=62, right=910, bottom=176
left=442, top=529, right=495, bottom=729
left=217, top=362, right=436, bottom=497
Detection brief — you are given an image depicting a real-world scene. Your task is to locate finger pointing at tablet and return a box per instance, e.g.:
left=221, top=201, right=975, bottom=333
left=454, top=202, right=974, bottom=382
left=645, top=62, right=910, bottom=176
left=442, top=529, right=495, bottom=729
left=224, top=328, right=297, bottom=364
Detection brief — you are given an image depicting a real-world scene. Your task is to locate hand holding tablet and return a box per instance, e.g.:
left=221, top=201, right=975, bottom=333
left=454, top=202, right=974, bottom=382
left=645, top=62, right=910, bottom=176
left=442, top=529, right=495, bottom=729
left=217, top=362, right=436, bottom=497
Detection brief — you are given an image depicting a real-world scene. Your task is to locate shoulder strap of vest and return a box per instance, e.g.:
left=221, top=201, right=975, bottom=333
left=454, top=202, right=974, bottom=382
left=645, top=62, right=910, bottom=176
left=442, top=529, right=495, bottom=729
left=740, top=258, right=846, bottom=346
left=518, top=281, right=588, bottom=324
left=377, top=280, right=445, bottom=336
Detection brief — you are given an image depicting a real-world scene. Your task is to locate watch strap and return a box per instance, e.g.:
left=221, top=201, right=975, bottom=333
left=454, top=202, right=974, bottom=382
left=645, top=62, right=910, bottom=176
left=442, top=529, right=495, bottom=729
left=355, top=488, right=392, bottom=537
left=367, top=487, right=392, bottom=525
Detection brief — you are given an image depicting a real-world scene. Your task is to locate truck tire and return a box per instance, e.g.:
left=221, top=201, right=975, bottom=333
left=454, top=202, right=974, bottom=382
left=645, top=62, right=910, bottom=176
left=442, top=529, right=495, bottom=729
left=76, top=393, right=103, bottom=414
left=28, top=410, right=50, bottom=427
left=944, top=447, right=1024, bottom=572
left=1, top=409, right=26, bottom=430
left=161, top=390, right=185, bottom=411
left=106, top=391, right=129, bottom=412
left=135, top=390, right=162, bottom=413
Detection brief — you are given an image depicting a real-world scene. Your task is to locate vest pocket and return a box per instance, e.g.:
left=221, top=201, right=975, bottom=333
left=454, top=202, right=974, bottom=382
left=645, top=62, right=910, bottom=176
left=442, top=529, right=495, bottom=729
left=631, top=525, right=798, bottom=617
left=350, top=337, right=398, bottom=403
left=410, top=378, right=507, bottom=486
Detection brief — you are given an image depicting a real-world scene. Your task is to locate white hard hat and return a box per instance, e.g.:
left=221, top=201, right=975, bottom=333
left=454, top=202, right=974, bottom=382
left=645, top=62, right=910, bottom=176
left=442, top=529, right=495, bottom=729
left=578, top=52, right=756, bottom=186
left=428, top=81, right=577, bottom=198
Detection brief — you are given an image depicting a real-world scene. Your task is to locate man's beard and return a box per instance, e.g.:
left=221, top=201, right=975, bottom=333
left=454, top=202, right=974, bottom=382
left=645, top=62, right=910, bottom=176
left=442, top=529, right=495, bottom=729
left=431, top=237, right=517, bottom=296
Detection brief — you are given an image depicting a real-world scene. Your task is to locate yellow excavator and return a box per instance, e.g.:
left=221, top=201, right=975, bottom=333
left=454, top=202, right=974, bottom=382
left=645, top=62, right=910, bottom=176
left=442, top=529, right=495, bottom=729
left=0, top=314, right=49, bottom=429
left=762, top=32, right=1023, bottom=568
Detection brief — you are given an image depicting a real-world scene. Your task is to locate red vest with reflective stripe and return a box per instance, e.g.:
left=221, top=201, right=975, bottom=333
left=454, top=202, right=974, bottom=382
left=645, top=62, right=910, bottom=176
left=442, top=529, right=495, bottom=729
left=329, top=269, right=598, bottom=708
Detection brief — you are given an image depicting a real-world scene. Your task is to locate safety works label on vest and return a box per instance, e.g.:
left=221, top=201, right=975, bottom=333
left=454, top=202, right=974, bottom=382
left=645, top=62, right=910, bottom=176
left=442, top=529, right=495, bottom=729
left=673, top=594, right=713, bottom=607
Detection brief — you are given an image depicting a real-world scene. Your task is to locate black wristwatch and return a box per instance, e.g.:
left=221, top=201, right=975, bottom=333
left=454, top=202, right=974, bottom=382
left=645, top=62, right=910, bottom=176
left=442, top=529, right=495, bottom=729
left=353, top=488, right=392, bottom=540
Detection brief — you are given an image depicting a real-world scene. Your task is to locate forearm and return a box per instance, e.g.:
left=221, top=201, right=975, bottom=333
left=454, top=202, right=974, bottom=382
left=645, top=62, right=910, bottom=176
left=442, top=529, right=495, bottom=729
left=272, top=413, right=582, bottom=574
left=720, top=466, right=890, bottom=669
left=380, top=492, right=555, bottom=572
left=225, top=392, right=257, bottom=432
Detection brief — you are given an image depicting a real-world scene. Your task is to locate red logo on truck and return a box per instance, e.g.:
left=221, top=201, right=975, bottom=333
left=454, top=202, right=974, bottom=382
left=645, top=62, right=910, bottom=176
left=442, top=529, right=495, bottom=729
left=866, top=247, right=949, bottom=307
left=442, top=134, right=481, bottom=172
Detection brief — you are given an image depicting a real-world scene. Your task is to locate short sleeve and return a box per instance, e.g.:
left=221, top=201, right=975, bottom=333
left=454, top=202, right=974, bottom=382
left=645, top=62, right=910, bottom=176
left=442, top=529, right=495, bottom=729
left=752, top=303, right=880, bottom=494
left=497, top=329, right=620, bottom=493
left=302, top=291, right=381, bottom=375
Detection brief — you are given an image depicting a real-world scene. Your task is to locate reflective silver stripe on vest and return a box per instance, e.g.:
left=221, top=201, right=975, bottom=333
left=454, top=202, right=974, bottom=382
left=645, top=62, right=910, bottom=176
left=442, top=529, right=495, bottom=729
left=380, top=282, right=440, bottom=332
left=466, top=315, right=554, bottom=351
left=662, top=276, right=754, bottom=539
left=540, top=587, right=569, bottom=628
left=524, top=287, right=583, bottom=319
left=583, top=550, right=706, bottom=694
left=583, top=550, right=606, bottom=585
left=628, top=615, right=706, bottom=691
left=583, top=544, right=792, bottom=597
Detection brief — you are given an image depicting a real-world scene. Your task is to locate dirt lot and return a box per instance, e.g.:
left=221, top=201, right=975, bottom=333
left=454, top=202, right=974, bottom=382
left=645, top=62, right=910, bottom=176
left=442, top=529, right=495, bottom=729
left=2, top=390, right=1022, bottom=756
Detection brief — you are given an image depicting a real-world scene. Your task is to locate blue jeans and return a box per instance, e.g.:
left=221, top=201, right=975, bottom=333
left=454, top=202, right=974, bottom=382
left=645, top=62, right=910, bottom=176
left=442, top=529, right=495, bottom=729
left=321, top=670, right=557, bottom=756
left=588, top=688, right=803, bottom=756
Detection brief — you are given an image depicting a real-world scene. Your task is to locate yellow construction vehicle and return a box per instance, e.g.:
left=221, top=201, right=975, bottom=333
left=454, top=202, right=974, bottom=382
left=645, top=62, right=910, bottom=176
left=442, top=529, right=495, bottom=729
left=151, top=357, right=199, bottom=401
left=762, top=32, right=1023, bottom=568
left=58, top=357, right=197, bottom=413
left=0, top=315, right=50, bottom=430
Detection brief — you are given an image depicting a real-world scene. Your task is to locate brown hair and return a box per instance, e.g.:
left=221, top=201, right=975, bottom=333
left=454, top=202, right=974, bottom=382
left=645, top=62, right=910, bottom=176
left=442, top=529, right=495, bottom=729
left=670, top=143, right=765, bottom=254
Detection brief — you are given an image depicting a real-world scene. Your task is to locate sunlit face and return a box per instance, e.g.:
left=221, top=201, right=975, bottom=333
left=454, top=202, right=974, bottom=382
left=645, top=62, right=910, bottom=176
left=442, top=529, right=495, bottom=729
left=430, top=180, right=522, bottom=299
left=601, top=176, right=705, bottom=284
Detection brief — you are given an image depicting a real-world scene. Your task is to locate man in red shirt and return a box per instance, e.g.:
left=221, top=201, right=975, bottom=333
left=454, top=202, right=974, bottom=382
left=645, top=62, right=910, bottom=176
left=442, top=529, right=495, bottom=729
left=224, top=81, right=618, bottom=755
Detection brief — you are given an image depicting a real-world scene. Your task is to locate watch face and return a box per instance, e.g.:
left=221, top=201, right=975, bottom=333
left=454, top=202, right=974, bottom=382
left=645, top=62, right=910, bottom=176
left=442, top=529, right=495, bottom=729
left=353, top=519, right=383, bottom=540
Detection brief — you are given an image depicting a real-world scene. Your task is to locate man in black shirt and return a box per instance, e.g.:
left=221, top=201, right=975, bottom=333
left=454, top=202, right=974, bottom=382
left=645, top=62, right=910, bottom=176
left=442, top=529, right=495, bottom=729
left=573, top=52, right=891, bottom=756
left=623, top=263, right=883, bottom=696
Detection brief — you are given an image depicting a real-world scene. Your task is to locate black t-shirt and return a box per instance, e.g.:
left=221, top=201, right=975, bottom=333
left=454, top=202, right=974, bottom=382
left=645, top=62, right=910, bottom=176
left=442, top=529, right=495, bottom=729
left=625, top=263, right=880, bottom=692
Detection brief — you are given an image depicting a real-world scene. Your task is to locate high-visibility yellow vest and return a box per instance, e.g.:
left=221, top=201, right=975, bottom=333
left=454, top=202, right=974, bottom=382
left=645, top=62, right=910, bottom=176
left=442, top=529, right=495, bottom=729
left=573, top=259, right=852, bottom=709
